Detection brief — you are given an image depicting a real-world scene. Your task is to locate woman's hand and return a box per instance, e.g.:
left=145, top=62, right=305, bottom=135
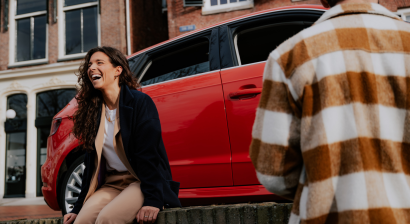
left=63, top=213, right=77, bottom=224
left=136, top=206, right=160, bottom=224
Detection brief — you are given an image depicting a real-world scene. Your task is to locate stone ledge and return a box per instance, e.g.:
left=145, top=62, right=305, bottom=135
left=0, top=202, right=293, bottom=224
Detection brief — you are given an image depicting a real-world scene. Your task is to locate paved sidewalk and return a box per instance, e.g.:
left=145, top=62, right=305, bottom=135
left=0, top=205, right=61, bottom=221
left=0, top=198, right=61, bottom=221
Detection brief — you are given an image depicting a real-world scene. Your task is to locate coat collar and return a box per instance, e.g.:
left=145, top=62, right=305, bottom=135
left=315, top=3, right=401, bottom=25
left=119, top=85, right=135, bottom=156
left=120, top=84, right=135, bottom=107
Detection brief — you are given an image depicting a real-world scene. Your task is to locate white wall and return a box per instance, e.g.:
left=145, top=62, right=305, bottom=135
left=0, top=61, right=79, bottom=198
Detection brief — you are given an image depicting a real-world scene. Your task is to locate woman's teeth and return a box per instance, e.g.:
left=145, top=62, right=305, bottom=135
left=92, top=74, right=102, bottom=80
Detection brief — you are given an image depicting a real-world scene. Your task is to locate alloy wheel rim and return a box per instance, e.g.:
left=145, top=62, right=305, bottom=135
left=64, top=163, right=85, bottom=213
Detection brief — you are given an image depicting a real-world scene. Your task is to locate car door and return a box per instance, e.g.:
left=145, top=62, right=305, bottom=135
left=219, top=10, right=324, bottom=186
left=138, top=28, right=233, bottom=189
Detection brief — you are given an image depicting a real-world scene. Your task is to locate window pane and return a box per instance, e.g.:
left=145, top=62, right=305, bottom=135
left=128, top=56, right=140, bottom=77
left=83, top=7, right=98, bottom=52
left=230, top=0, right=237, bottom=2
left=211, top=0, right=218, bottom=6
left=16, top=18, right=31, bottom=62
left=5, top=132, right=26, bottom=197
left=17, top=0, right=46, bottom=15
left=64, top=0, right=96, bottom=7
left=36, top=127, right=48, bottom=196
left=237, top=22, right=311, bottom=65
left=7, top=94, right=28, bottom=119
left=37, top=89, right=77, bottom=118
left=66, top=9, right=82, bottom=55
left=33, top=15, right=46, bottom=60
left=141, top=40, right=210, bottom=86
left=220, top=0, right=227, bottom=4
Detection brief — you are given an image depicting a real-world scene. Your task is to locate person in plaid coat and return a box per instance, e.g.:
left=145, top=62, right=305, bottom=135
left=250, top=0, right=410, bottom=223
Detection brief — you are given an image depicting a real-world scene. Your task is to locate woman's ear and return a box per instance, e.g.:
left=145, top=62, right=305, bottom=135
left=116, top=66, right=123, bottom=76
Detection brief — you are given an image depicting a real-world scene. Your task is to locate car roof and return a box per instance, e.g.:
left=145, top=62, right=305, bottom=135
left=127, top=4, right=326, bottom=59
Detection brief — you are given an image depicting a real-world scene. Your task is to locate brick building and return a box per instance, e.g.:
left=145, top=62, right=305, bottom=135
left=0, top=0, right=409, bottom=202
left=167, top=0, right=410, bottom=38
left=0, top=0, right=167, bottom=199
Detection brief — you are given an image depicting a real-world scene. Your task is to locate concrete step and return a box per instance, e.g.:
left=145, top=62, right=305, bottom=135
left=0, top=202, right=293, bottom=224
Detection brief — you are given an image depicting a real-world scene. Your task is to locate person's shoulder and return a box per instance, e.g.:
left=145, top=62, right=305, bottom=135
left=129, top=89, right=154, bottom=105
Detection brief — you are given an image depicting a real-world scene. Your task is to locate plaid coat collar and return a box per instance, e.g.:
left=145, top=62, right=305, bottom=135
left=315, top=3, right=401, bottom=25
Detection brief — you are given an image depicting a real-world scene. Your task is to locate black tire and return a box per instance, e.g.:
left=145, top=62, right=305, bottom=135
left=60, top=155, right=85, bottom=215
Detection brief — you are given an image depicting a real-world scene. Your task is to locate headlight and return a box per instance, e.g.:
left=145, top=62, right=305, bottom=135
left=49, top=118, right=62, bottom=136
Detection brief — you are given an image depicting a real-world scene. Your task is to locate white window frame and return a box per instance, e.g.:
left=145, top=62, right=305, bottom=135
left=202, top=0, right=253, bottom=15
left=8, top=0, right=49, bottom=67
left=58, top=0, right=101, bottom=60
left=397, top=7, right=410, bottom=22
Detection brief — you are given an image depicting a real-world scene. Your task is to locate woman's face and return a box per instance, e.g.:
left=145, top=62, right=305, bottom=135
left=88, top=51, right=122, bottom=91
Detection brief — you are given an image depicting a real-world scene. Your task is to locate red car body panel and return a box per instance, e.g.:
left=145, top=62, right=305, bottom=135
left=142, top=70, right=233, bottom=188
left=42, top=5, right=326, bottom=211
left=42, top=98, right=78, bottom=210
left=221, top=62, right=265, bottom=186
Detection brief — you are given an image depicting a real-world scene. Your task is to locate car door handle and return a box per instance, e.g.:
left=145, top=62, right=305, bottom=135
left=229, top=88, right=262, bottom=100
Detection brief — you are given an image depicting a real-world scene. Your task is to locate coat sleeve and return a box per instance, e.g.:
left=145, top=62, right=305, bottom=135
left=132, top=94, right=165, bottom=209
left=71, top=151, right=92, bottom=214
left=249, top=52, right=303, bottom=200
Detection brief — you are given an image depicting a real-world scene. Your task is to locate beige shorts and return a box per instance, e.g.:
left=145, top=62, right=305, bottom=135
left=74, top=171, right=143, bottom=224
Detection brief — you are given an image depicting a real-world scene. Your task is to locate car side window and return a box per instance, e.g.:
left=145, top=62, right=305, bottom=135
left=128, top=55, right=140, bottom=77
left=139, top=39, right=210, bottom=86
left=235, top=22, right=311, bottom=65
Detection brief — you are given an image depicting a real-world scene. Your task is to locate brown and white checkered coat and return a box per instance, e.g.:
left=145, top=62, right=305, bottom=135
left=250, top=3, right=410, bottom=224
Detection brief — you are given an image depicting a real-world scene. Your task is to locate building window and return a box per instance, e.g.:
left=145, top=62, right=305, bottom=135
left=184, top=0, right=202, bottom=7
left=8, top=0, right=48, bottom=66
left=202, top=0, right=253, bottom=15
left=4, top=94, right=28, bottom=198
left=58, top=0, right=100, bottom=59
left=35, top=89, right=77, bottom=196
left=397, top=8, right=410, bottom=22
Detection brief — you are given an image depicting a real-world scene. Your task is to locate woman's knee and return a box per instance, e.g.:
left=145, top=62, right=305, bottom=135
left=74, top=212, right=96, bottom=224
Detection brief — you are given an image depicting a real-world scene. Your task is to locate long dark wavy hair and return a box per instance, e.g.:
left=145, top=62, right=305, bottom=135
left=72, top=46, right=139, bottom=152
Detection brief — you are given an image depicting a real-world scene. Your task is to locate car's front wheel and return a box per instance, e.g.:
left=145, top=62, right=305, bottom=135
left=60, top=156, right=85, bottom=215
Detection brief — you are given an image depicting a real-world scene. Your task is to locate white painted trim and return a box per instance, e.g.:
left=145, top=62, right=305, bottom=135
left=126, top=0, right=131, bottom=55
left=397, top=7, right=410, bottom=21
left=58, top=0, right=101, bottom=59
left=233, top=34, right=241, bottom=65
left=8, top=58, right=49, bottom=67
left=62, top=2, right=98, bottom=11
left=0, top=61, right=80, bottom=80
left=8, top=0, right=49, bottom=67
left=14, top=10, right=46, bottom=19
left=58, top=52, right=87, bottom=61
left=202, top=0, right=254, bottom=15
left=138, top=61, right=152, bottom=83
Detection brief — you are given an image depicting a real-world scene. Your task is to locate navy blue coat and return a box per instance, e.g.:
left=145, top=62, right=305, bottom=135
left=71, top=85, right=181, bottom=214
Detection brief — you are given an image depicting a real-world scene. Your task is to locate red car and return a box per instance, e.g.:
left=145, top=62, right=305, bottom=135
left=42, top=5, right=325, bottom=214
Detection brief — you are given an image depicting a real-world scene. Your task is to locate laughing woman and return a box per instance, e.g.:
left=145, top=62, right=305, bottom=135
left=63, top=46, right=181, bottom=224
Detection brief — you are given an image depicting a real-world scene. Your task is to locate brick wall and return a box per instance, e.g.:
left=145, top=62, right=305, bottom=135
left=0, top=0, right=9, bottom=70
left=101, top=0, right=127, bottom=54
left=48, top=0, right=58, bottom=64
left=129, top=0, right=169, bottom=53
left=380, top=0, right=410, bottom=12
left=166, top=0, right=410, bottom=39
left=166, top=0, right=322, bottom=39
